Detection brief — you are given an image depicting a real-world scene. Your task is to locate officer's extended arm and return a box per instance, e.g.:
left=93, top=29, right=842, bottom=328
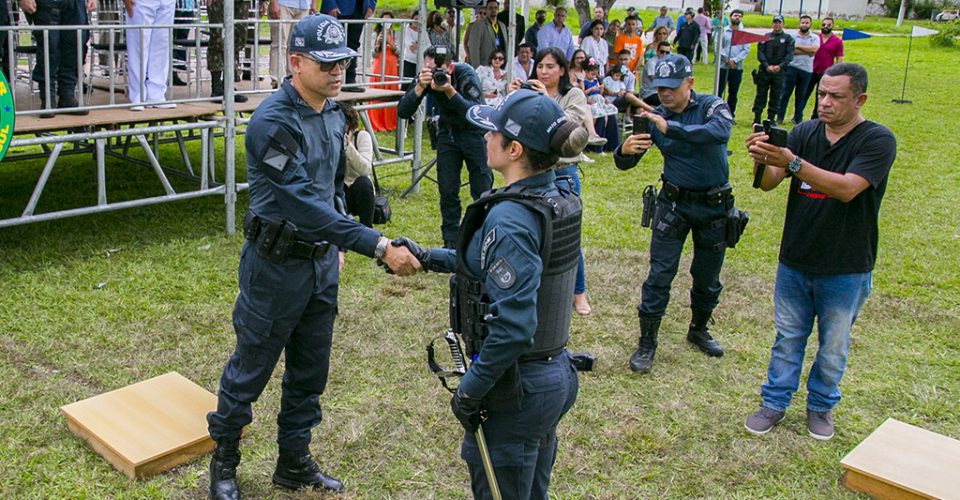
left=396, top=84, right=428, bottom=119
left=447, top=70, right=484, bottom=116
left=663, top=100, right=732, bottom=145
left=457, top=214, right=542, bottom=399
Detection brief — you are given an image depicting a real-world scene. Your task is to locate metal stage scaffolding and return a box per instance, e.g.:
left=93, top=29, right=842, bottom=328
left=0, top=2, right=429, bottom=233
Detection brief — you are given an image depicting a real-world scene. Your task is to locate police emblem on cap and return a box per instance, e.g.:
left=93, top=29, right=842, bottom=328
left=317, top=19, right=346, bottom=45
left=294, top=37, right=305, bottom=47
left=657, top=61, right=675, bottom=77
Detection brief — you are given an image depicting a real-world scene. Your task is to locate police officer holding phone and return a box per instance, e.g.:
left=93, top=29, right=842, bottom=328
left=206, top=15, right=421, bottom=499
left=397, top=45, right=492, bottom=249
left=615, top=55, right=736, bottom=374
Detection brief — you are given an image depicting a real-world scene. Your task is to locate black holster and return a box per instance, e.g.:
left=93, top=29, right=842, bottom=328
left=243, top=212, right=298, bottom=263
left=724, top=206, right=750, bottom=248
left=641, top=185, right=657, bottom=228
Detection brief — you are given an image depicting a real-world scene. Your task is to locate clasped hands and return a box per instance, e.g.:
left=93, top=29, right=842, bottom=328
left=378, top=237, right=432, bottom=276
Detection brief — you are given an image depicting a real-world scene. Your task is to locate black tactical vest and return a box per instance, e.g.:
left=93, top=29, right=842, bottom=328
left=452, top=183, right=582, bottom=360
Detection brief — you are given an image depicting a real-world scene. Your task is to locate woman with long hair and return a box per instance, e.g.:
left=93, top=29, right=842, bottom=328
left=645, top=26, right=670, bottom=60
left=507, top=47, right=596, bottom=315
left=369, top=11, right=399, bottom=131
left=340, top=103, right=376, bottom=228
left=476, top=49, right=508, bottom=105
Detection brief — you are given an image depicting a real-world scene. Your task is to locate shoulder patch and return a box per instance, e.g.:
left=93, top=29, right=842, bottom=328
left=707, top=99, right=733, bottom=122
left=480, top=228, right=496, bottom=269
left=488, top=256, right=517, bottom=289
left=262, top=146, right=291, bottom=172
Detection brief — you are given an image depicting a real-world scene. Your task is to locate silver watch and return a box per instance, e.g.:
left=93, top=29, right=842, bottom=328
left=374, top=237, right=389, bottom=259
left=787, top=156, right=803, bottom=175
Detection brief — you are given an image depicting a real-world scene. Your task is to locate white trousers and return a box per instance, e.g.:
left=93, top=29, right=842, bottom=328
left=697, top=34, right=709, bottom=64
left=270, top=5, right=309, bottom=82
left=125, top=0, right=175, bottom=104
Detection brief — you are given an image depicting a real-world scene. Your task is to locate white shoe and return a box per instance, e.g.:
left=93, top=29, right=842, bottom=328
left=580, top=156, right=596, bottom=163
left=153, top=103, right=177, bottom=109
left=587, top=135, right=608, bottom=146
left=130, top=105, right=144, bottom=111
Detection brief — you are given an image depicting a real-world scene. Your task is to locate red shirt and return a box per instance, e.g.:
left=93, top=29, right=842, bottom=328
left=813, top=34, right=843, bottom=74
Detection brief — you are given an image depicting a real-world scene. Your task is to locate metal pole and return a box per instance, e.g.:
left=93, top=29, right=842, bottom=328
left=892, top=33, right=913, bottom=104
left=506, top=2, right=515, bottom=83
left=224, top=0, right=237, bottom=234
left=475, top=426, right=502, bottom=500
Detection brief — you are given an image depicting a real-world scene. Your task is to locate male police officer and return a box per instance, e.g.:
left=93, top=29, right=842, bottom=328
left=397, top=46, right=492, bottom=248
left=752, top=15, right=794, bottom=125
left=206, top=15, right=421, bottom=500
left=615, top=55, right=735, bottom=374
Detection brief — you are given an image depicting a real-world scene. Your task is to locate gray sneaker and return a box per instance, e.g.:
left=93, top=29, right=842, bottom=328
left=807, top=410, right=835, bottom=440
left=744, top=406, right=785, bottom=435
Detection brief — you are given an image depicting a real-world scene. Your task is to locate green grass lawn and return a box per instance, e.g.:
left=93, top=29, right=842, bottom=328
left=1, top=36, right=958, bottom=497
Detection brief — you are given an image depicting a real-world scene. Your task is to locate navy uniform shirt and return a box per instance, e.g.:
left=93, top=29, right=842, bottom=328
left=758, top=30, right=795, bottom=69
left=396, top=62, right=485, bottom=132
left=432, top=170, right=557, bottom=398
left=245, top=78, right=380, bottom=257
left=614, top=91, right=733, bottom=190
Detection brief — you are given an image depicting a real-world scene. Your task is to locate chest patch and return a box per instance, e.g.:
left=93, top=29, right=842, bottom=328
left=488, top=256, right=517, bottom=289
left=480, top=228, right=496, bottom=269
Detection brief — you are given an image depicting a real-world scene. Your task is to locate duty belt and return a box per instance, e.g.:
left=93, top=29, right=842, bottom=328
left=243, top=213, right=331, bottom=261
left=661, top=178, right=732, bottom=206
left=518, top=346, right=566, bottom=362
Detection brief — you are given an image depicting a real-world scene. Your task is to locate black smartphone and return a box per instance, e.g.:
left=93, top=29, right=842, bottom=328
left=752, top=124, right=766, bottom=189
left=633, top=115, right=650, bottom=135
left=762, top=120, right=788, bottom=147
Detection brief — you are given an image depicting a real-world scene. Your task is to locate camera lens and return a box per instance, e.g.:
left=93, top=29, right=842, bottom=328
left=433, top=69, right=448, bottom=86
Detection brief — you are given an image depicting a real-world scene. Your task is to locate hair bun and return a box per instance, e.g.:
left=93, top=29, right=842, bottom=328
left=550, top=121, right=589, bottom=158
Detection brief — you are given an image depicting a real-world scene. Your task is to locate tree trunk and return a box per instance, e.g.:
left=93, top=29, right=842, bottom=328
left=574, top=0, right=618, bottom=35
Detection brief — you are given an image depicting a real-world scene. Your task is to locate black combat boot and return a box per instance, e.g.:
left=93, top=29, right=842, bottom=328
left=210, top=71, right=248, bottom=103
left=687, top=309, right=724, bottom=357
left=629, top=317, right=660, bottom=373
left=272, top=448, right=344, bottom=493
left=208, top=439, right=241, bottom=500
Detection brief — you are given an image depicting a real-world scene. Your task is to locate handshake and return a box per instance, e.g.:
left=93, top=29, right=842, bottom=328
left=376, top=237, right=437, bottom=276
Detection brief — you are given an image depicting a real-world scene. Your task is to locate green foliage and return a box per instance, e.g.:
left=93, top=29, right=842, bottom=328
left=884, top=0, right=949, bottom=19
left=930, top=19, right=960, bottom=45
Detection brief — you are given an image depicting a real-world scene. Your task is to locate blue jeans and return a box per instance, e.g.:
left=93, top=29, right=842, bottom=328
left=760, top=263, right=872, bottom=413
left=777, top=66, right=813, bottom=124
left=555, top=166, right=585, bottom=294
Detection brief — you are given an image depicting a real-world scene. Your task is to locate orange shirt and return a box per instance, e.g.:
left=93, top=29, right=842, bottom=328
left=614, top=33, right=643, bottom=72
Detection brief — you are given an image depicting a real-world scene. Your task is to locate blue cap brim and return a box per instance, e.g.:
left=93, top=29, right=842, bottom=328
left=302, top=46, right=359, bottom=62
left=466, top=105, right=497, bottom=131
left=652, top=78, right=684, bottom=89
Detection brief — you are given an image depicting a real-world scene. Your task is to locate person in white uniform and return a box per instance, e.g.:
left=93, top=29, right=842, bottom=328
left=124, top=0, right=176, bottom=110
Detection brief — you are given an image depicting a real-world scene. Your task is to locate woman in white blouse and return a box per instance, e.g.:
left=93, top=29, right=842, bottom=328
left=579, top=19, right=608, bottom=78
left=476, top=49, right=508, bottom=106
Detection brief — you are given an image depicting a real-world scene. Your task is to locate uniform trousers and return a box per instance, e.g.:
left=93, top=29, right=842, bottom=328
left=30, top=0, right=88, bottom=100
left=462, top=352, right=579, bottom=500
left=207, top=242, right=339, bottom=451
left=638, top=194, right=728, bottom=319
left=436, top=127, right=492, bottom=243
left=753, top=68, right=785, bottom=122
left=125, top=0, right=175, bottom=104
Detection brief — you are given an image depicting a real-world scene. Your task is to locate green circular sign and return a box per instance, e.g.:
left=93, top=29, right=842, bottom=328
left=0, top=69, right=15, bottom=161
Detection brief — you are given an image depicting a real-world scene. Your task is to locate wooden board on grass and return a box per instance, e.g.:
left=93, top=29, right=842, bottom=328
left=840, top=418, right=960, bottom=499
left=60, top=372, right=217, bottom=480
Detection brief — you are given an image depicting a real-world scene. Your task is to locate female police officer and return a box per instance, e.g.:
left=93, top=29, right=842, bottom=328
left=397, top=89, right=588, bottom=498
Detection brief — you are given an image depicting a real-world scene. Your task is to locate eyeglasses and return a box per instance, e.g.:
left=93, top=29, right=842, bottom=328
left=492, top=56, right=504, bottom=60
left=658, top=50, right=670, bottom=55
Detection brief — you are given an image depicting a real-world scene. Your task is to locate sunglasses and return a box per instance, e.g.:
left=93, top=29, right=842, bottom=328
left=493, top=56, right=504, bottom=60
left=658, top=50, right=670, bottom=55
left=310, top=58, right=353, bottom=72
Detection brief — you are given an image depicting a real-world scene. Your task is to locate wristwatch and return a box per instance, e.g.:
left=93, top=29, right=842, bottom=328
left=787, top=156, right=803, bottom=175
left=374, top=237, right=389, bottom=260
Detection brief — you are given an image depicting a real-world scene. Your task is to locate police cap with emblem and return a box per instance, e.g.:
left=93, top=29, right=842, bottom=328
left=772, top=15, right=784, bottom=23
left=464, top=89, right=568, bottom=154
left=652, top=54, right=693, bottom=89
left=288, top=14, right=358, bottom=62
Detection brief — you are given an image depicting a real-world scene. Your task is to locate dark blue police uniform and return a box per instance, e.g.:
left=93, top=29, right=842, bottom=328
left=616, top=58, right=734, bottom=372
left=397, top=60, right=492, bottom=246
left=430, top=170, right=580, bottom=499
left=208, top=76, right=382, bottom=450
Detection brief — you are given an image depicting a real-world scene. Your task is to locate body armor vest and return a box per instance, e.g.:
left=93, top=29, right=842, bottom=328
left=452, top=183, right=582, bottom=360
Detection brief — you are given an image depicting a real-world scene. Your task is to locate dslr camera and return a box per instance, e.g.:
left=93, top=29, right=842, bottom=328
left=431, top=46, right=449, bottom=86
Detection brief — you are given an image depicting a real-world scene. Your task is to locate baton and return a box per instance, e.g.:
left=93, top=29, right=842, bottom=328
left=427, top=330, right=502, bottom=500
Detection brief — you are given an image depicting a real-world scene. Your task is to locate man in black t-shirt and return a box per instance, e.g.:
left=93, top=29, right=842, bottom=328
left=742, top=63, right=896, bottom=441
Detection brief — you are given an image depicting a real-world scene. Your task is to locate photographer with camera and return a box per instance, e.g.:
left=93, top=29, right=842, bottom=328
left=614, top=55, right=739, bottom=374
left=398, top=46, right=492, bottom=248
